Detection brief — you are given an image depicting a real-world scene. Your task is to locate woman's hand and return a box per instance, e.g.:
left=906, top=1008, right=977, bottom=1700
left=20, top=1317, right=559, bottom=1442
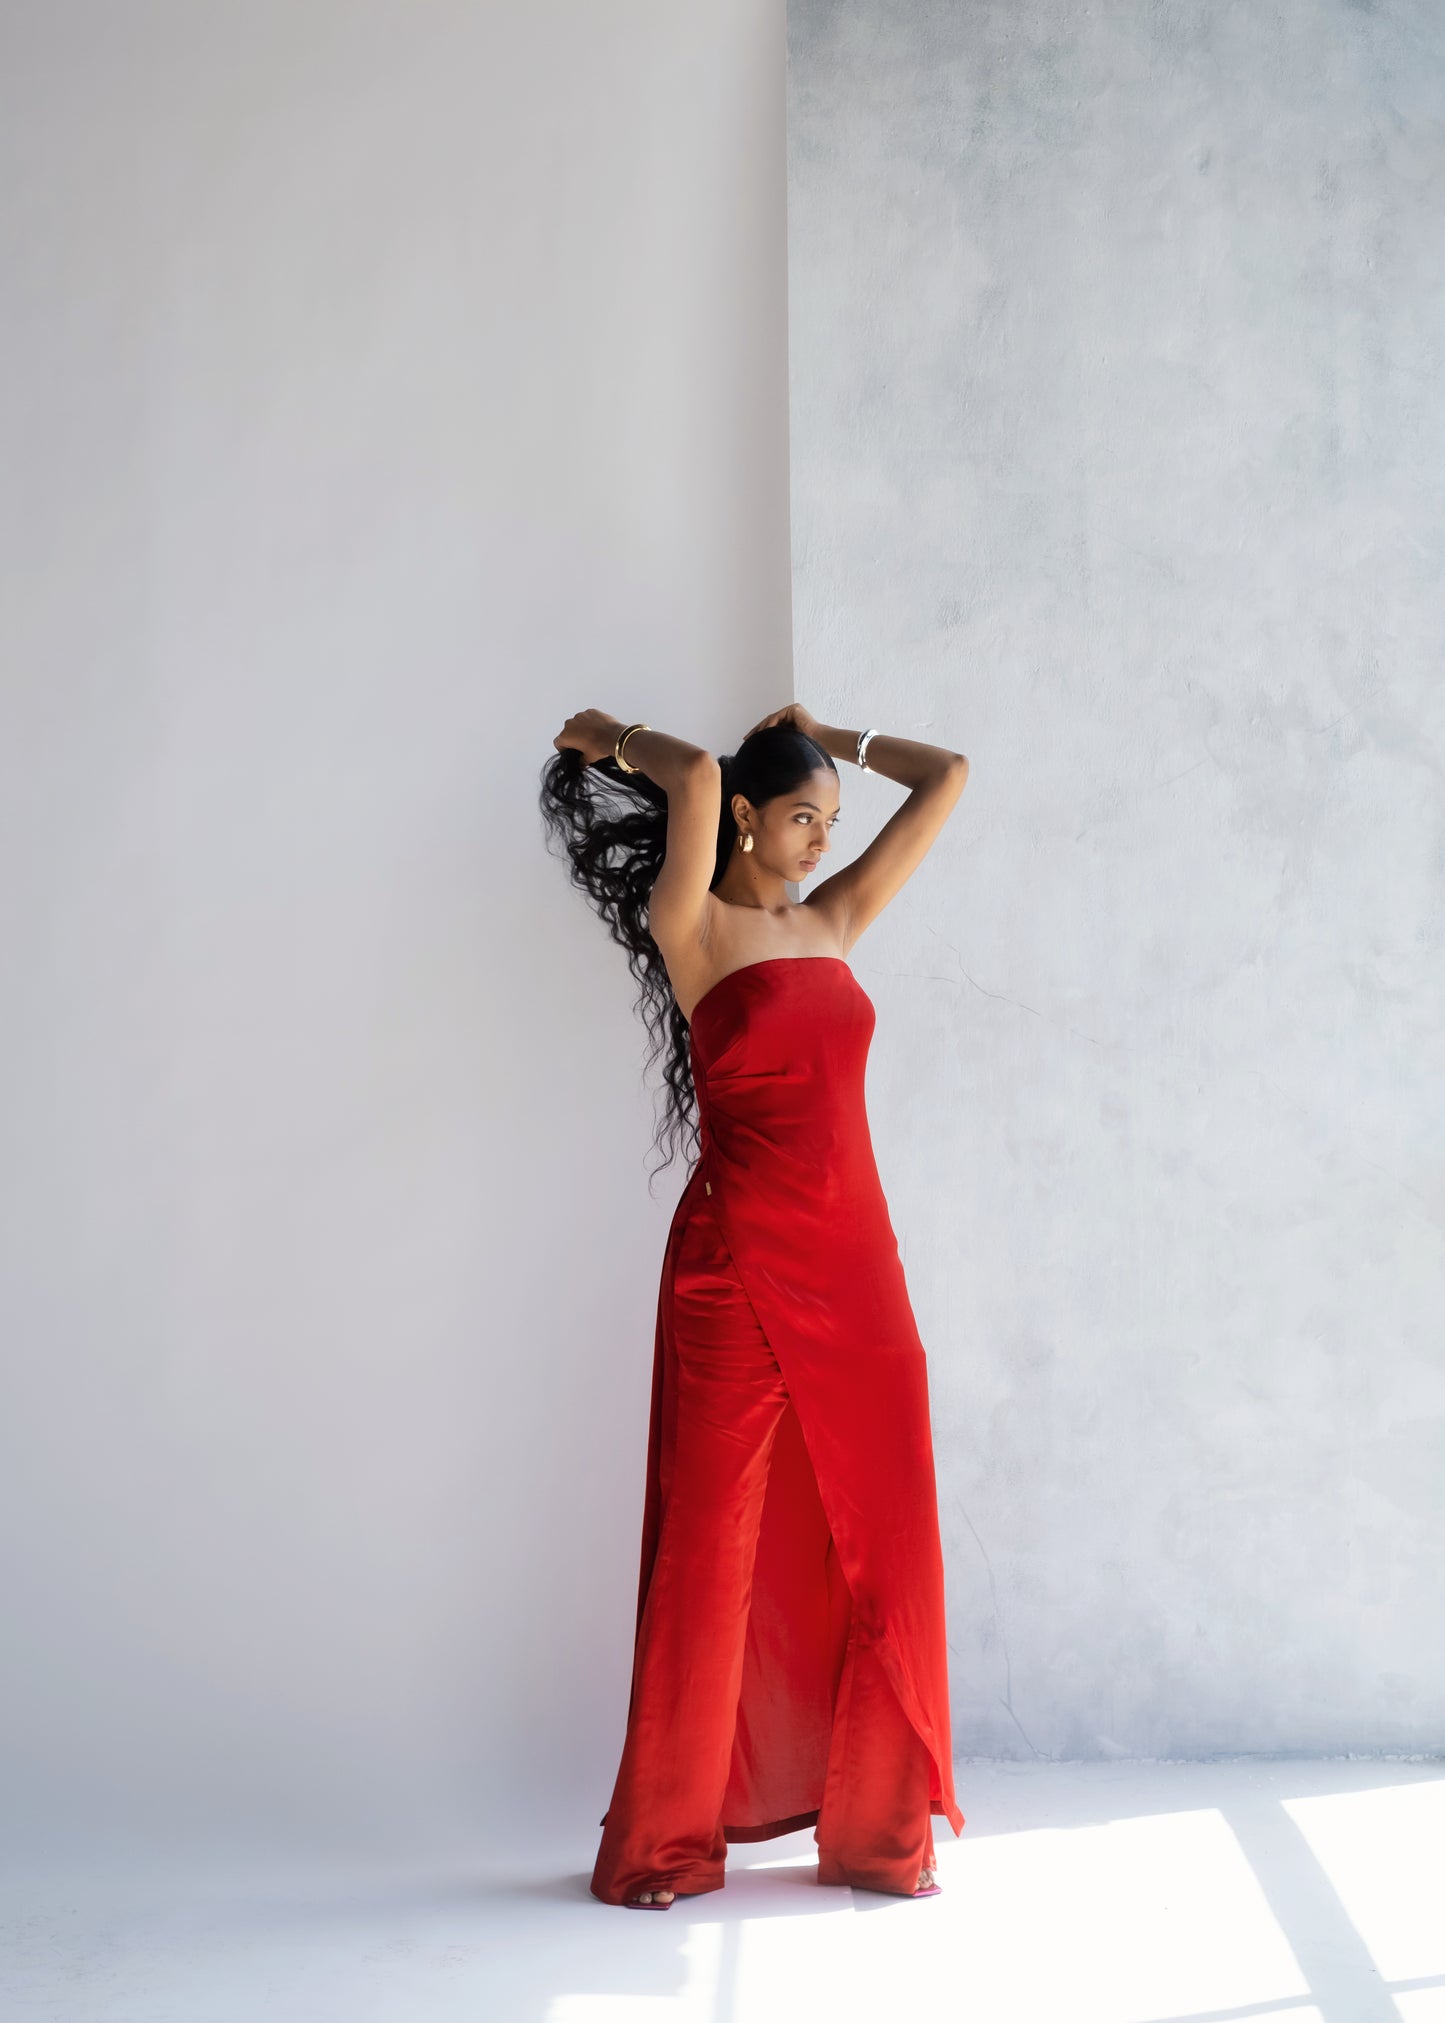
left=553, top=708, right=626, bottom=766
left=742, top=701, right=826, bottom=743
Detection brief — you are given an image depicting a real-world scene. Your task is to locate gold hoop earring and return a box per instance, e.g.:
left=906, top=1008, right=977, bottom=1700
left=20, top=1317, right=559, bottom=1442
left=737, top=831, right=754, bottom=853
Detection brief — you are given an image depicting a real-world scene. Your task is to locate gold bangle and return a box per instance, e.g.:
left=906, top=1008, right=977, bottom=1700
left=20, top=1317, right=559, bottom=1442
left=614, top=722, right=650, bottom=773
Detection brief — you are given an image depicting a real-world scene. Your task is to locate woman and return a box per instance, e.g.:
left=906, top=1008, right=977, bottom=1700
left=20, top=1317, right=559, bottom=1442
left=540, top=701, right=970, bottom=1908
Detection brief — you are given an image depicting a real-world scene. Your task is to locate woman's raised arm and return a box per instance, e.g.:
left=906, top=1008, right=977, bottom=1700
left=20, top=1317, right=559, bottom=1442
left=552, top=709, right=721, bottom=957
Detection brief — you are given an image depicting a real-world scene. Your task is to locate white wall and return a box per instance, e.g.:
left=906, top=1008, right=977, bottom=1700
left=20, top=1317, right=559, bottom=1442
left=787, top=0, right=1445, bottom=1757
left=0, top=0, right=791, bottom=1858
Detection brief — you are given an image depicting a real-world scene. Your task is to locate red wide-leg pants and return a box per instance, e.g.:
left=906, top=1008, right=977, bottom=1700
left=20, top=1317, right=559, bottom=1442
left=590, top=1198, right=937, bottom=1905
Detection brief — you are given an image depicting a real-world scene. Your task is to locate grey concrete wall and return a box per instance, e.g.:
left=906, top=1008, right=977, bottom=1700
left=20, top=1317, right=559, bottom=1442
left=787, top=0, right=1445, bottom=1756
left=0, top=0, right=791, bottom=1856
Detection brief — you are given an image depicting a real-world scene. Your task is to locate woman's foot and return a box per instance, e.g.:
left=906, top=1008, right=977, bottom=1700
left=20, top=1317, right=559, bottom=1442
left=817, top=1855, right=940, bottom=1896
left=627, top=1887, right=675, bottom=1906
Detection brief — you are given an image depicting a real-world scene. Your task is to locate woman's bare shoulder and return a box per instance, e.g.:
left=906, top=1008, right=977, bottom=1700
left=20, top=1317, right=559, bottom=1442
left=661, top=897, right=845, bottom=1023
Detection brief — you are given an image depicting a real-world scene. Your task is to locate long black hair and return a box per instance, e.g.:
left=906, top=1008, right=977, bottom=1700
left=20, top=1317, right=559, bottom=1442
left=538, top=723, right=837, bottom=1185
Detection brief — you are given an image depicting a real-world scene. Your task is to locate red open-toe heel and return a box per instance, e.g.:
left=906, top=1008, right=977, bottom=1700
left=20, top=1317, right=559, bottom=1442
left=623, top=1891, right=675, bottom=1911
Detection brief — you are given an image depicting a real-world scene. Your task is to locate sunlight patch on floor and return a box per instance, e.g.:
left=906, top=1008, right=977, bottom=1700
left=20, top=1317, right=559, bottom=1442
left=1394, top=1996, right=1445, bottom=2023
left=937, top=1808, right=1311, bottom=2023
left=1283, top=1780, right=1445, bottom=1986
left=549, top=1807, right=1319, bottom=2023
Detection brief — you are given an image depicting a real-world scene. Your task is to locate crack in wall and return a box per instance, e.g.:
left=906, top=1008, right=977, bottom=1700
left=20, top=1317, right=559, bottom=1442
left=956, top=1495, right=1045, bottom=1760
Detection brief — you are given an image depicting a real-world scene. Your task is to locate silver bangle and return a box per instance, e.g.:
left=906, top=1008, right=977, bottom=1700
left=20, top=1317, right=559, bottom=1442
left=856, top=726, right=879, bottom=771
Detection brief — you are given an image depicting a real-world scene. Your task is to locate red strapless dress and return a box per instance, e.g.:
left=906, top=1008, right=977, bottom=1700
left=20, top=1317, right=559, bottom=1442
left=590, top=955, right=964, bottom=1903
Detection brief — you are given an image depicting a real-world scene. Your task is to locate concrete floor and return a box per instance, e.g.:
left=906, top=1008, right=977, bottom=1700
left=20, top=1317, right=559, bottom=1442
left=3, top=1759, right=1441, bottom=2023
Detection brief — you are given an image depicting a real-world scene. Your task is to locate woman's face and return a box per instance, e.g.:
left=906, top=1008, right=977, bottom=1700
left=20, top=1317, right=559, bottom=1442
left=742, top=767, right=841, bottom=882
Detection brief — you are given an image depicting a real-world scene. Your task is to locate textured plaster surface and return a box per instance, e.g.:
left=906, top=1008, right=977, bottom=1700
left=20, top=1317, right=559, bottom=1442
left=786, top=0, right=1445, bottom=1756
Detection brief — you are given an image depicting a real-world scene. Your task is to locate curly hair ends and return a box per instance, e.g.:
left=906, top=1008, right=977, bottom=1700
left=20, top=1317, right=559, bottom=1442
left=539, top=723, right=837, bottom=1186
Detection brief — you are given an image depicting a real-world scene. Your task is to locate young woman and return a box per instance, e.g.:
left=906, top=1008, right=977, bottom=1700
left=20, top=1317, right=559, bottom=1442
left=540, top=701, right=970, bottom=1908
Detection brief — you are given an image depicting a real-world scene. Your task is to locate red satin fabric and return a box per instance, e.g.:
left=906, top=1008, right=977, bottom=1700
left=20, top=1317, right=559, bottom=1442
left=590, top=956, right=965, bottom=1903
